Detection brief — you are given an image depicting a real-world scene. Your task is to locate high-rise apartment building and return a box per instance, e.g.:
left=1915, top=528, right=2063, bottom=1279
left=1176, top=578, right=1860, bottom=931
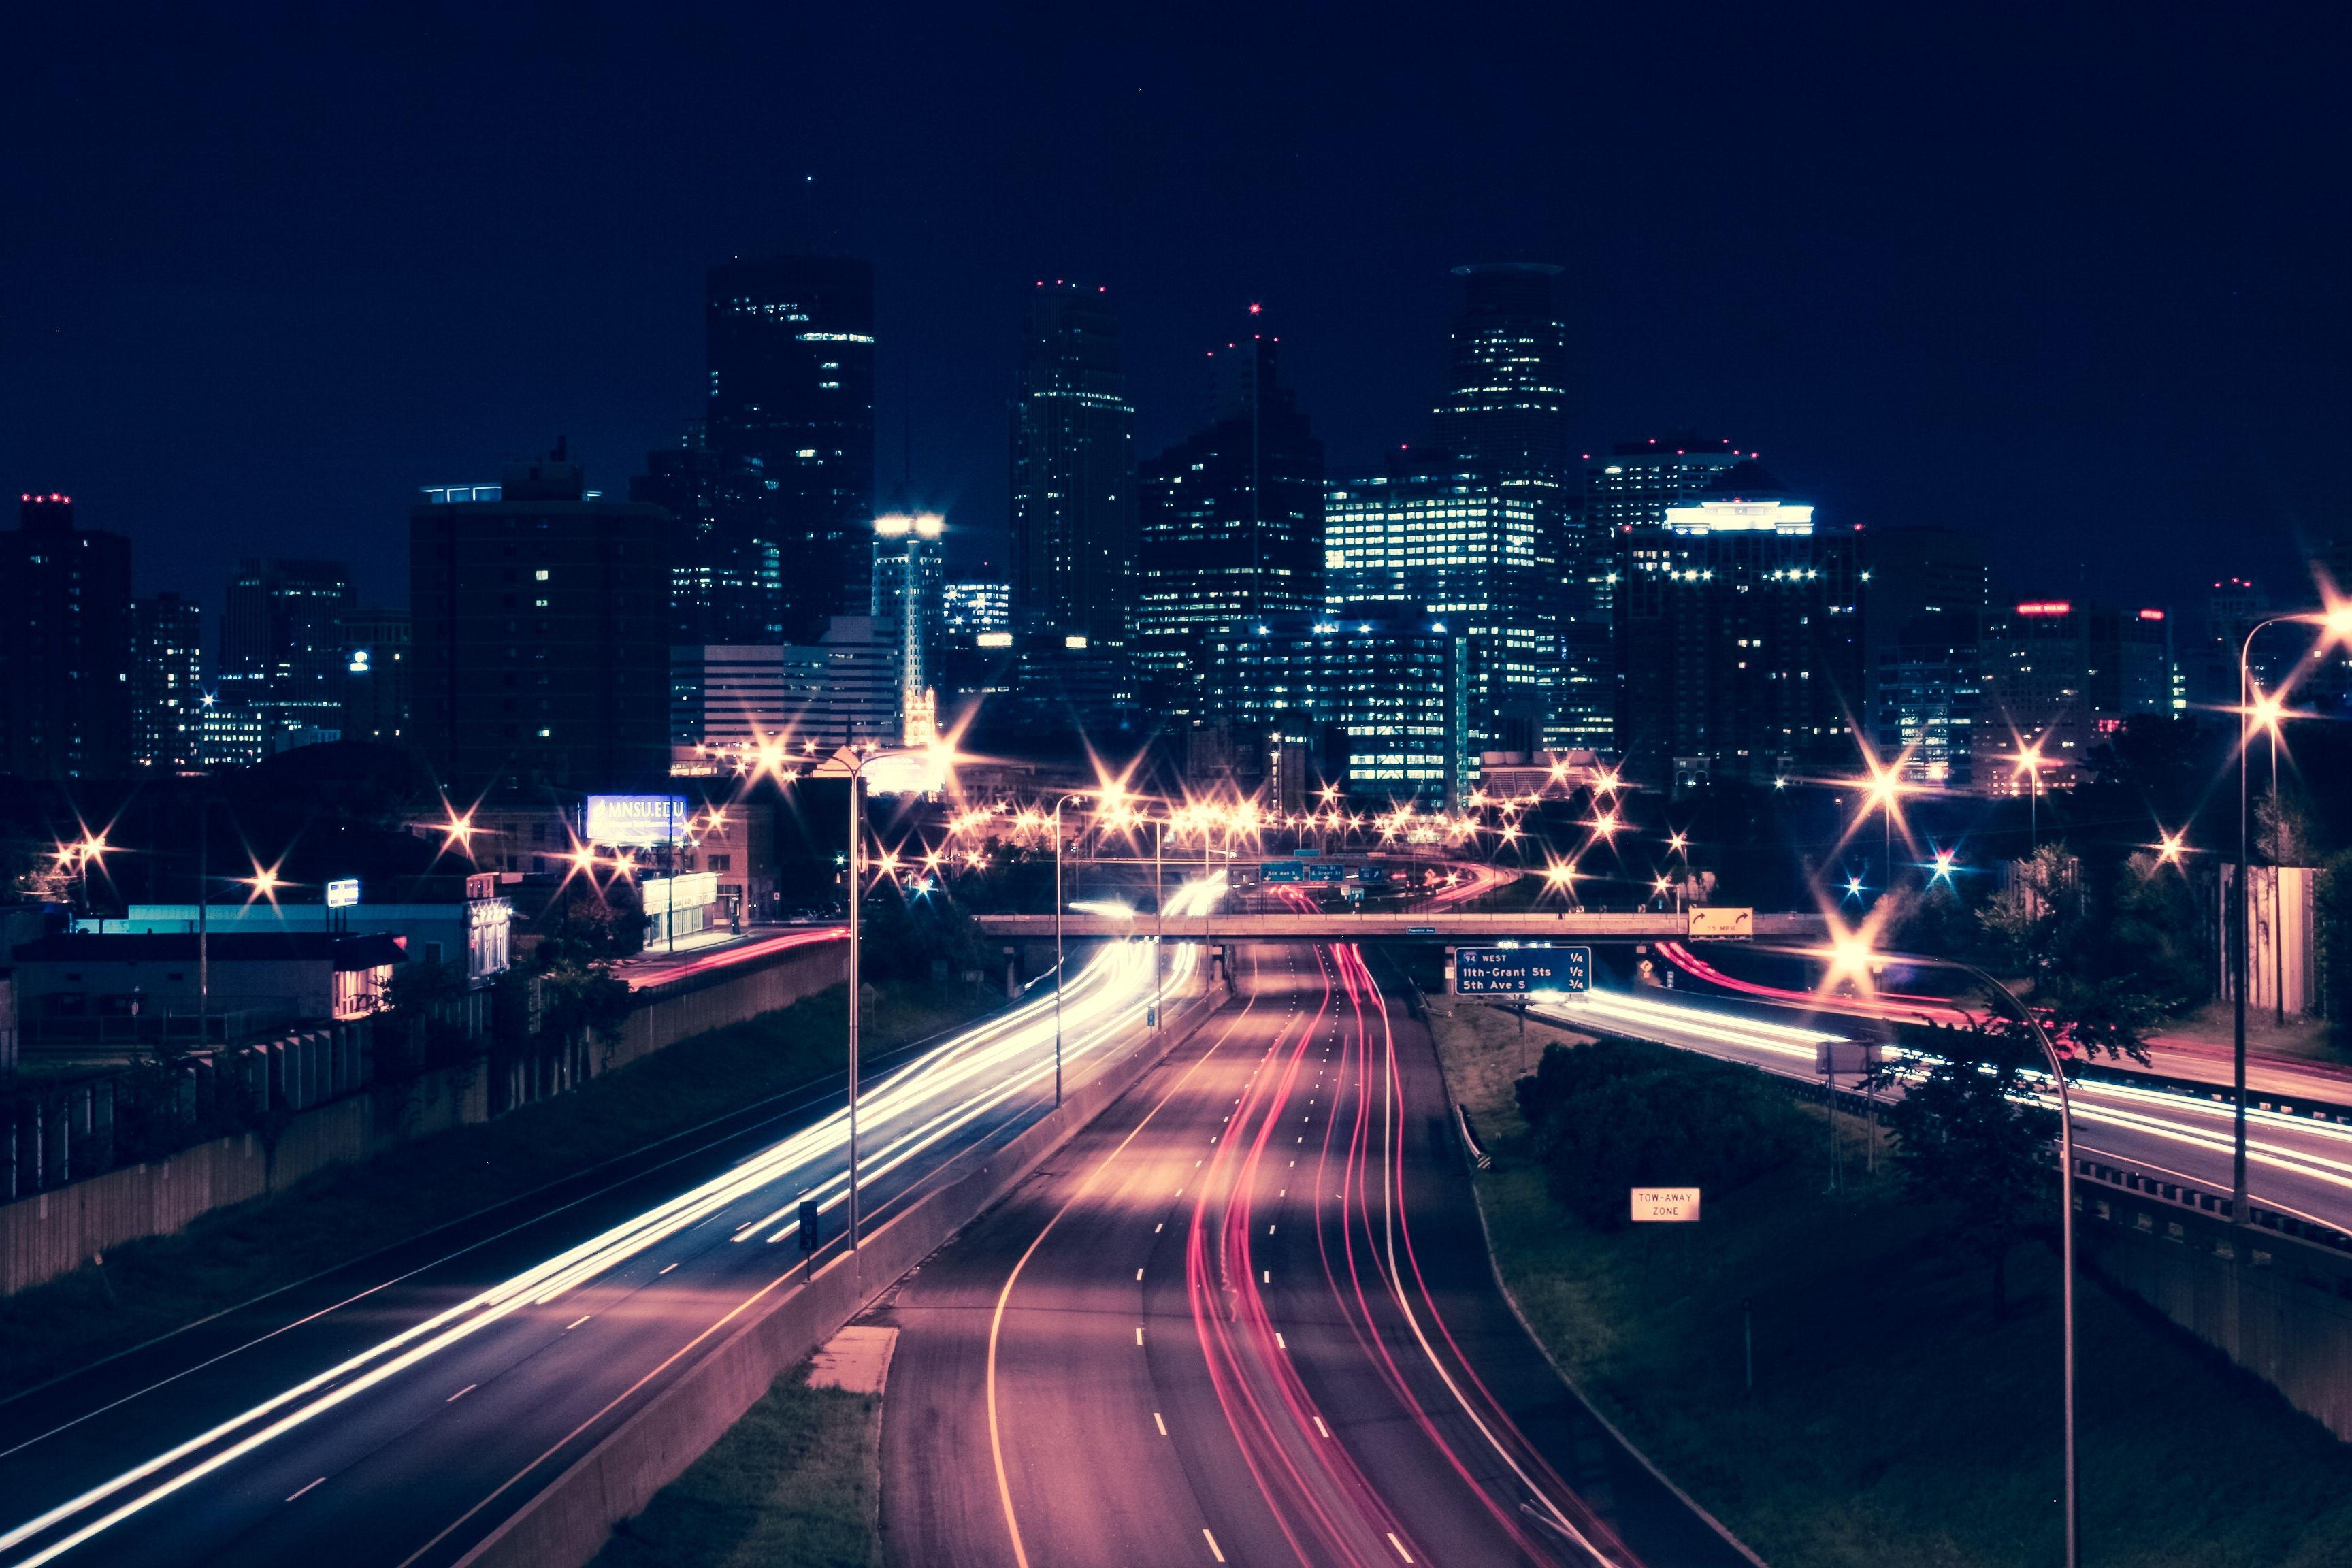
left=131, top=592, right=205, bottom=770
left=705, top=255, right=876, bottom=642
left=341, top=608, right=412, bottom=745
left=1137, top=327, right=1324, bottom=696
left=220, top=557, right=355, bottom=734
left=871, top=510, right=946, bottom=744
left=1324, top=455, right=1548, bottom=787
left=410, top=445, right=672, bottom=789
left=1616, top=477, right=1866, bottom=789
left=1011, top=282, right=1136, bottom=645
left=1428, top=264, right=1589, bottom=746
left=1, top=493, right=133, bottom=779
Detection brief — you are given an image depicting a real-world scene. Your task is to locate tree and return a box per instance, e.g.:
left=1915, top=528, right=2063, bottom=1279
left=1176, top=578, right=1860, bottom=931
left=1872, top=1017, right=2058, bottom=1315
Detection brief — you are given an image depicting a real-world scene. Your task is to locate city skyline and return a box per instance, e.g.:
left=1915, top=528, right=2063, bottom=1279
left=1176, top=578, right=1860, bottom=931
left=6, top=6, right=2348, bottom=624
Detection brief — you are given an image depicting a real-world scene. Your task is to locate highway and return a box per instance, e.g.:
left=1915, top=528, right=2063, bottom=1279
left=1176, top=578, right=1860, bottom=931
left=0, top=912, right=1207, bottom=1568
left=880, top=941, right=1753, bottom=1568
left=1529, top=975, right=2352, bottom=1243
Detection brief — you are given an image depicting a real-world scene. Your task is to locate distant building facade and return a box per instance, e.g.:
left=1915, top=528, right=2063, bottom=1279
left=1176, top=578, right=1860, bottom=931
left=410, top=446, right=672, bottom=789
left=705, top=255, right=877, bottom=642
left=1863, top=528, right=1991, bottom=789
left=131, top=591, right=205, bottom=771
left=943, top=578, right=1011, bottom=639
left=340, top=607, right=412, bottom=745
left=1137, top=328, right=1324, bottom=700
left=1977, top=601, right=2172, bottom=791
left=1, top=493, right=133, bottom=779
left=871, top=511, right=946, bottom=743
left=1010, top=282, right=1136, bottom=646
left=220, top=557, right=354, bottom=735
left=1616, top=478, right=1866, bottom=789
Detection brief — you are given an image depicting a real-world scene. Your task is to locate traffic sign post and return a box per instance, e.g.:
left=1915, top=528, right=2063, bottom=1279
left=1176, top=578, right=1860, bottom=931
left=1448, top=945, right=1592, bottom=998
left=1631, top=1187, right=1701, bottom=1222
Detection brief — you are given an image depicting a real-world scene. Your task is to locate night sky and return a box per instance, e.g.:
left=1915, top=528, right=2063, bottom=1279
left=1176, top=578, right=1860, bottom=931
left=5, top=3, right=2347, bottom=623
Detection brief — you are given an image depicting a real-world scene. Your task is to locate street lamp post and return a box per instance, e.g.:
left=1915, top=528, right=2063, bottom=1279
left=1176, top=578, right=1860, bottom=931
left=1051, top=792, right=1085, bottom=1107
left=1842, top=941, right=2082, bottom=1568
left=1154, top=817, right=1164, bottom=1034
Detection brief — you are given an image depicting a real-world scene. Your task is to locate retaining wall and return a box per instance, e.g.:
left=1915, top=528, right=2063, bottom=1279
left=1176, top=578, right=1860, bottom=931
left=0, top=941, right=845, bottom=1297
left=453, top=976, right=1228, bottom=1568
left=2078, top=1184, right=2352, bottom=1440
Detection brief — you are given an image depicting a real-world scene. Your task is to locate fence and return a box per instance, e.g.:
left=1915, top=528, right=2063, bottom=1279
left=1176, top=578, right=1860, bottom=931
left=0, top=940, right=845, bottom=1297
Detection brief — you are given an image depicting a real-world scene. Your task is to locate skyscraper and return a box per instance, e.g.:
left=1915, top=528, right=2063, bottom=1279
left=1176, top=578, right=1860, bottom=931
left=410, top=444, right=672, bottom=789
left=871, top=510, right=946, bottom=744
left=1616, top=471, right=1867, bottom=789
left=1011, top=282, right=1136, bottom=646
left=1136, top=325, right=1324, bottom=696
left=131, top=592, right=205, bottom=770
left=220, top=557, right=355, bottom=734
left=1428, top=264, right=1585, bottom=745
left=705, top=255, right=876, bottom=642
left=1863, top=527, right=1991, bottom=788
left=1323, top=452, right=1548, bottom=791
left=1977, top=601, right=2173, bottom=791
left=1, top=493, right=133, bottom=779
left=632, top=425, right=785, bottom=645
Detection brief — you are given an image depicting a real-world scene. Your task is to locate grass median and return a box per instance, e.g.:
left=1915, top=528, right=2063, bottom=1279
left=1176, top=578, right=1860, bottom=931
left=1426, top=995, right=2352, bottom=1568
left=0, top=978, right=1001, bottom=1401
left=590, top=1367, right=880, bottom=1568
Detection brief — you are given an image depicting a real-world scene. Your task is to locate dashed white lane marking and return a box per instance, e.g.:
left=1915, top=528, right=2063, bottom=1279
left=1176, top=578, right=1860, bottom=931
left=1155, top=1222, right=1164, bottom=1233
left=1275, top=1333, right=1287, bottom=1350
left=1388, top=1531, right=1416, bottom=1561
left=1137, top=1268, right=1146, bottom=1281
left=1268, top=1224, right=1277, bottom=1235
left=446, top=1384, right=476, bottom=1403
left=657, top=1262, right=678, bottom=1275
left=1137, top=1326, right=1145, bottom=1345
left=564, top=1315, right=592, bottom=1332
left=1262, top=1270, right=1271, bottom=1284
left=1313, top=1414, right=1330, bottom=1437
left=1204, top=1527, right=1227, bottom=1561
left=1155, top=1411, right=1169, bottom=1435
left=285, top=1477, right=325, bottom=1502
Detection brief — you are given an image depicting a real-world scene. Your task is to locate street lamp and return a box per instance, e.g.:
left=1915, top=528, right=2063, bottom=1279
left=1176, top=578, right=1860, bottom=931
left=1816, top=934, right=2083, bottom=1568
left=2228, top=603, right=2352, bottom=1228
left=1050, top=791, right=1088, bottom=1107
left=817, top=740, right=951, bottom=1257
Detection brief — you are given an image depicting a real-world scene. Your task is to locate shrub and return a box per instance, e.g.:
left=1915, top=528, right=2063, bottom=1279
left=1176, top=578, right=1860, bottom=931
left=1514, top=1039, right=1809, bottom=1228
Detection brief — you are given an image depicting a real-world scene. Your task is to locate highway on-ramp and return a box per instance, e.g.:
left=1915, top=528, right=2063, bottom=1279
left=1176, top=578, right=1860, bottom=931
left=879, top=941, right=1753, bottom=1568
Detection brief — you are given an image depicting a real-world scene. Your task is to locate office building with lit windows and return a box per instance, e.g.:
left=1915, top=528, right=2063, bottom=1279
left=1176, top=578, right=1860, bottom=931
left=1197, top=608, right=1461, bottom=808
left=220, top=557, right=353, bottom=735
left=1976, top=601, right=2172, bottom=791
left=1324, top=457, right=1546, bottom=785
left=1136, top=327, right=1324, bottom=698
left=1616, top=480, right=1866, bottom=789
left=410, top=446, right=672, bottom=789
left=943, top=579, right=1011, bottom=638
left=340, top=607, right=412, bottom=745
left=705, top=255, right=876, bottom=641
left=1011, top=282, right=1136, bottom=646
left=131, top=592, right=205, bottom=770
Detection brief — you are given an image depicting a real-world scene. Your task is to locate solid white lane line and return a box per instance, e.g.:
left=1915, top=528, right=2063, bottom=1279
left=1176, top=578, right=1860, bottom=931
left=1204, top=1527, right=1226, bottom=1561
left=284, top=1477, right=325, bottom=1502
left=444, top=1384, right=475, bottom=1403
left=1155, top=1411, right=1169, bottom=1435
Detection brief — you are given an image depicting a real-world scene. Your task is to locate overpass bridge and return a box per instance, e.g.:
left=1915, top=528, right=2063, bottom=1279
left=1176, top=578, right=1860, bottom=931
left=970, top=910, right=1826, bottom=942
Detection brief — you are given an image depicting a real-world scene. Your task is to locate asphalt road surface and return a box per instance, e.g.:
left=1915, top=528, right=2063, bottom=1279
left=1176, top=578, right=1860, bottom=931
left=881, top=941, right=1752, bottom=1568
left=0, top=936, right=1196, bottom=1568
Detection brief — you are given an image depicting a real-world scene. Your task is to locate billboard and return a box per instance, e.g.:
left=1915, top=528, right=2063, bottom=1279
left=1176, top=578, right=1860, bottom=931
left=1451, top=945, right=1592, bottom=996
left=586, top=794, right=689, bottom=846
left=325, top=878, right=360, bottom=909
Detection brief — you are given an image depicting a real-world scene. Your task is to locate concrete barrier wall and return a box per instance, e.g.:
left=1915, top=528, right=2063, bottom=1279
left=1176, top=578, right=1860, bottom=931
left=0, top=941, right=845, bottom=1297
left=2079, top=1189, right=2352, bottom=1440
left=454, top=976, right=1227, bottom=1568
